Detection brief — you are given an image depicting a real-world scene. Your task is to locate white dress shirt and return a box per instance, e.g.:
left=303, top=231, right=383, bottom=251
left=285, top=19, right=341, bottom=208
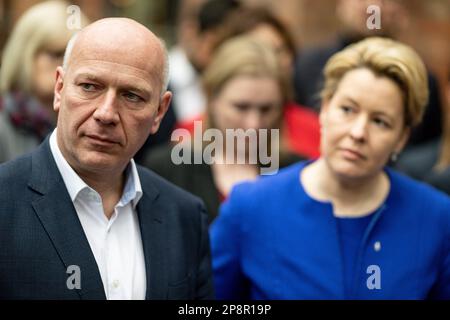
left=49, top=129, right=147, bottom=300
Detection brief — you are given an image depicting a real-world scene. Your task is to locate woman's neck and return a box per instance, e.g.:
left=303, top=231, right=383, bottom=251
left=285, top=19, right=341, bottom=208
left=301, top=158, right=390, bottom=217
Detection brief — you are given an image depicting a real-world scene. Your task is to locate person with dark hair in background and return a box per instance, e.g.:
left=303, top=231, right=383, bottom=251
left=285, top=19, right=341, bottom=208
left=0, top=18, right=213, bottom=300
left=168, top=0, right=242, bottom=124
left=294, top=0, right=443, bottom=150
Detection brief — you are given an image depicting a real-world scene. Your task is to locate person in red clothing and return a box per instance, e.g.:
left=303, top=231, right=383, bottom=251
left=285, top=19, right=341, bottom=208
left=175, top=5, right=321, bottom=159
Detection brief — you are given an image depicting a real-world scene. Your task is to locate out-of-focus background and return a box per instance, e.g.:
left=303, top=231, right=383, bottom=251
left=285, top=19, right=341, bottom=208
left=1, top=0, right=448, bottom=89
left=0, top=0, right=449, bottom=197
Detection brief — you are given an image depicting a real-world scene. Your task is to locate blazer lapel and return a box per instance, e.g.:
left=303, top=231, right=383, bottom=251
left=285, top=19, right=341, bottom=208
left=28, top=139, right=106, bottom=300
left=136, top=171, right=169, bottom=300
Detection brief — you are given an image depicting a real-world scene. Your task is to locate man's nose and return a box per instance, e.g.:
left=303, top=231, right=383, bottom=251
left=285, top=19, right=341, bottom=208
left=92, top=90, right=120, bottom=126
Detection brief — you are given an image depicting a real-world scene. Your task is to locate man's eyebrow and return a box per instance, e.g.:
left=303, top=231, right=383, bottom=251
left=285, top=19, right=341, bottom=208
left=120, top=84, right=152, bottom=97
left=73, top=73, right=152, bottom=97
left=73, top=73, right=100, bottom=81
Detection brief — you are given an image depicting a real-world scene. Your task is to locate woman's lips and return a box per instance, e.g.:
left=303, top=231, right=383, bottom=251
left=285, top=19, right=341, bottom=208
left=340, top=148, right=366, bottom=160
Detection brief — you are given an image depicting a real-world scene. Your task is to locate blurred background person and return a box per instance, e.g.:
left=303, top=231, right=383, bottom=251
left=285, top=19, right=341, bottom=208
left=421, top=71, right=450, bottom=195
left=391, top=0, right=450, bottom=193
left=133, top=0, right=244, bottom=163
left=211, top=37, right=450, bottom=299
left=294, top=0, right=444, bottom=152
left=0, top=0, right=89, bottom=163
left=213, top=5, right=320, bottom=159
left=143, top=36, right=302, bottom=223
left=174, top=4, right=321, bottom=160
left=168, top=0, right=242, bottom=125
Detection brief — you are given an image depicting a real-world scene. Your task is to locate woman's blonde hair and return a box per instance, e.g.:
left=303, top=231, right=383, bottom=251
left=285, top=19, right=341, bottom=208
left=0, top=0, right=89, bottom=94
left=321, top=37, right=429, bottom=128
left=202, top=35, right=291, bottom=109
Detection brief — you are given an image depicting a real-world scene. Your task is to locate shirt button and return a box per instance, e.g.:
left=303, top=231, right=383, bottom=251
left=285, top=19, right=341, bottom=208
left=374, top=241, right=381, bottom=252
left=112, top=280, right=120, bottom=289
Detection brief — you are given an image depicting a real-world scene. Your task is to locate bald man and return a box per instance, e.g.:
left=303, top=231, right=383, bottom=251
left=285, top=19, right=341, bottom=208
left=0, top=18, right=214, bottom=300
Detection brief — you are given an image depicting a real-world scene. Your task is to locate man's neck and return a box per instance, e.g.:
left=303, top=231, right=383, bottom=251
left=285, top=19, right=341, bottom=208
left=77, top=169, right=126, bottom=220
left=78, top=169, right=125, bottom=196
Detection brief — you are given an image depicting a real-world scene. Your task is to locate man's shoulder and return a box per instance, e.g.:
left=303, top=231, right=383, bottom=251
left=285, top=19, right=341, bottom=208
left=136, top=164, right=209, bottom=228
left=0, top=154, right=33, bottom=210
left=136, top=164, right=205, bottom=208
left=0, top=153, right=32, bottom=184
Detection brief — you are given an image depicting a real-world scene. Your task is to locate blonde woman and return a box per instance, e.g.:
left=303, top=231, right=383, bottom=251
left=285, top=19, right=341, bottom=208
left=0, top=1, right=89, bottom=162
left=143, top=36, right=301, bottom=222
left=211, top=37, right=450, bottom=299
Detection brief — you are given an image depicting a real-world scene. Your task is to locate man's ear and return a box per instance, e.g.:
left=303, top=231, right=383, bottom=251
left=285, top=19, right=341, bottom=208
left=150, top=91, right=172, bottom=134
left=53, top=66, right=64, bottom=113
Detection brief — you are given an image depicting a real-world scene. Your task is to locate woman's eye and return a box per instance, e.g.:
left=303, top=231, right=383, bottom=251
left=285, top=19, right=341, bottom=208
left=373, top=118, right=390, bottom=129
left=341, top=105, right=353, bottom=114
left=47, top=49, right=65, bottom=60
left=259, top=105, right=274, bottom=115
left=233, top=103, right=250, bottom=112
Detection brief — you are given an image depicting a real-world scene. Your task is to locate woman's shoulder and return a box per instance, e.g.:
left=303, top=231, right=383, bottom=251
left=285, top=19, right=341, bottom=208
left=229, top=161, right=307, bottom=203
left=388, top=167, right=450, bottom=210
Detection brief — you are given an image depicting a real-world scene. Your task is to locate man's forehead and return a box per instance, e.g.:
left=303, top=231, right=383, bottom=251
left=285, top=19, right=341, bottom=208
left=69, top=44, right=164, bottom=84
left=64, top=18, right=166, bottom=91
left=69, top=20, right=163, bottom=70
left=70, top=60, right=158, bottom=86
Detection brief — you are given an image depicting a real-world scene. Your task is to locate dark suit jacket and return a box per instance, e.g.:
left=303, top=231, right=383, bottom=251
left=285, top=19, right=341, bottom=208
left=0, top=138, right=214, bottom=300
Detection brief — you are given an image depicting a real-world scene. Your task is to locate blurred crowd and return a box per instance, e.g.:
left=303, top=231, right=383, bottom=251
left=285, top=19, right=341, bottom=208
left=1, top=0, right=449, bottom=206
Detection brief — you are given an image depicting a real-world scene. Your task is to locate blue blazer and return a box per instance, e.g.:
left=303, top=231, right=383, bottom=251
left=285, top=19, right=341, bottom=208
left=211, top=162, right=450, bottom=299
left=0, top=138, right=214, bottom=300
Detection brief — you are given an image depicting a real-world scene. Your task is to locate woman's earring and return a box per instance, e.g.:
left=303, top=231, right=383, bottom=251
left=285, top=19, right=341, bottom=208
left=391, top=152, right=398, bottom=162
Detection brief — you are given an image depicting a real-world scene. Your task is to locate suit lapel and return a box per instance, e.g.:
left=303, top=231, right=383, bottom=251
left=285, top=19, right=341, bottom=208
left=136, top=170, right=169, bottom=300
left=29, top=139, right=106, bottom=300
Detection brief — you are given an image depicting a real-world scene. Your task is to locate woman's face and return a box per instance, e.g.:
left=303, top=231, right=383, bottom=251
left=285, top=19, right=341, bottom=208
left=210, top=74, right=283, bottom=133
left=32, top=41, right=67, bottom=106
left=320, top=67, right=409, bottom=181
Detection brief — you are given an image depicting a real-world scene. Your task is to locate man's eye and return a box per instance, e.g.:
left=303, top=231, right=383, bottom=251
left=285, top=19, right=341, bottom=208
left=80, top=83, right=97, bottom=91
left=123, top=92, right=142, bottom=102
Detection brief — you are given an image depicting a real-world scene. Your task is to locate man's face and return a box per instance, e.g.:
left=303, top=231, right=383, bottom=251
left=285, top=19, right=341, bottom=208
left=53, top=46, right=171, bottom=176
